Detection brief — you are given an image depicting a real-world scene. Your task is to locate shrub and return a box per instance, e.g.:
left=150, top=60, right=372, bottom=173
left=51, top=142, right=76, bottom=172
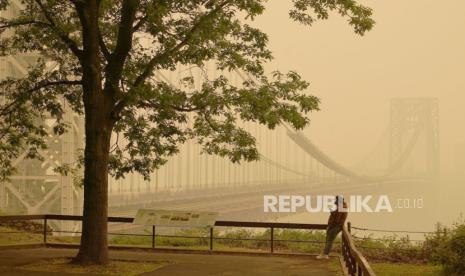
left=356, top=234, right=426, bottom=263
left=424, top=219, right=465, bottom=275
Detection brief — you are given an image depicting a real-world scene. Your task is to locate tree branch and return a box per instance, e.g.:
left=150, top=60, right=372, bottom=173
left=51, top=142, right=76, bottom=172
left=29, top=79, right=83, bottom=92
left=0, top=19, right=50, bottom=30
left=138, top=100, right=204, bottom=113
left=106, top=0, right=139, bottom=81
left=133, top=15, right=147, bottom=31
left=0, top=111, right=17, bottom=141
left=0, top=80, right=82, bottom=116
left=132, top=1, right=230, bottom=89
left=98, top=27, right=111, bottom=61
left=203, top=112, right=221, bottom=133
left=34, top=0, right=83, bottom=60
left=111, top=0, right=231, bottom=116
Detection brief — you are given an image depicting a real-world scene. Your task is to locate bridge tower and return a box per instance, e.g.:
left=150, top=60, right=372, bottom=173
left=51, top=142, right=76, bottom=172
left=0, top=2, right=84, bottom=224
left=389, top=98, right=439, bottom=177
left=0, top=56, right=84, bottom=221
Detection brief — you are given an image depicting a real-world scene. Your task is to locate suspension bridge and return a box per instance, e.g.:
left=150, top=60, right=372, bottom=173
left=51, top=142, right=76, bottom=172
left=0, top=51, right=440, bottom=227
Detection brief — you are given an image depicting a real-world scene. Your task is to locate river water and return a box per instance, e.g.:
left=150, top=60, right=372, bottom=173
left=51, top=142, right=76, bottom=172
left=272, top=175, right=465, bottom=240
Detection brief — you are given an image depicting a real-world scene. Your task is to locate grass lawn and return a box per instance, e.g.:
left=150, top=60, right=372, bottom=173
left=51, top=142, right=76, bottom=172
left=19, top=258, right=168, bottom=276
left=327, top=258, right=344, bottom=276
left=0, top=226, right=81, bottom=245
left=0, top=227, right=445, bottom=276
left=0, top=226, right=43, bottom=245
left=372, top=263, right=443, bottom=276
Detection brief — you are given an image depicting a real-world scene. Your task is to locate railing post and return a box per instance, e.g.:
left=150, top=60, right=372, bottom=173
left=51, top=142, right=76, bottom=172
left=342, top=235, right=347, bottom=266
left=270, top=227, right=274, bottom=253
left=347, top=222, right=351, bottom=233
left=209, top=227, right=214, bottom=251
left=152, top=225, right=156, bottom=248
left=351, top=255, right=356, bottom=276
left=43, top=217, right=47, bottom=244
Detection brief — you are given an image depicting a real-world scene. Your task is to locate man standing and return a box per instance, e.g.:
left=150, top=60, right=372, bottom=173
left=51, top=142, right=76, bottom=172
left=317, top=195, right=348, bottom=259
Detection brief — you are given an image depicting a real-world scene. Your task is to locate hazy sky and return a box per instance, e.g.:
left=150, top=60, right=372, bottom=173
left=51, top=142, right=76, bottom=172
left=252, top=0, right=465, bottom=171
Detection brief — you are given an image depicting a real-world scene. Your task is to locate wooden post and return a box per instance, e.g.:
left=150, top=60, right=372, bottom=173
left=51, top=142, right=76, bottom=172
left=152, top=225, right=156, bottom=248
left=351, top=255, right=356, bottom=275
left=270, top=227, right=274, bottom=253
left=347, top=222, right=352, bottom=233
left=210, top=227, right=214, bottom=251
left=342, top=236, right=348, bottom=268
left=43, top=218, right=47, bottom=244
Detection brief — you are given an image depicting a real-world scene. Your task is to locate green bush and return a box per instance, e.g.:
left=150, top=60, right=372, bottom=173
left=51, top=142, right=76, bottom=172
left=423, top=223, right=450, bottom=263
left=105, top=218, right=463, bottom=276
left=109, top=228, right=327, bottom=252
left=273, top=229, right=327, bottom=253
left=425, top=220, right=465, bottom=276
left=109, top=228, right=210, bottom=248
left=355, top=234, right=426, bottom=263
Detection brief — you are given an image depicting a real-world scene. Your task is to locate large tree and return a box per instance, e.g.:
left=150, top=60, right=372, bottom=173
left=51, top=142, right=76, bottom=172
left=0, top=0, right=373, bottom=265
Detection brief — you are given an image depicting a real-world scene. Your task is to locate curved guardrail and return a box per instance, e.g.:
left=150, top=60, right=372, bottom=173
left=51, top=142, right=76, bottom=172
left=341, top=224, right=376, bottom=276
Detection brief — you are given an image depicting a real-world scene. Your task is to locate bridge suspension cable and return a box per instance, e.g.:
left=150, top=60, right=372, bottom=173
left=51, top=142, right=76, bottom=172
left=284, top=126, right=423, bottom=182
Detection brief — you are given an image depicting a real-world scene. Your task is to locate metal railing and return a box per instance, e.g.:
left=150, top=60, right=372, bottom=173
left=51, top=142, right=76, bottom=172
left=0, top=214, right=329, bottom=252
left=341, top=223, right=376, bottom=276
left=0, top=214, right=376, bottom=275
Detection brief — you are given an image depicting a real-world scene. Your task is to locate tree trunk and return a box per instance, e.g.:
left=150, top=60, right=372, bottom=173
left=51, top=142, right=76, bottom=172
left=73, top=2, right=112, bottom=263
left=74, top=106, right=113, bottom=265
left=72, top=1, right=116, bottom=265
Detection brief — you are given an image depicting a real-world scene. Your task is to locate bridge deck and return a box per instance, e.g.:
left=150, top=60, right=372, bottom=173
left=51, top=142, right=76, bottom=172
left=0, top=247, right=342, bottom=276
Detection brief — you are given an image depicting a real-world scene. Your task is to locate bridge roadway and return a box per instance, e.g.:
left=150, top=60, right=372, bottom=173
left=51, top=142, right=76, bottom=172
left=105, top=179, right=416, bottom=233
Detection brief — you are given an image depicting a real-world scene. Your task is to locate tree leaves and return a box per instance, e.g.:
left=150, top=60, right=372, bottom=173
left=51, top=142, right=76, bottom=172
left=290, top=0, right=375, bottom=35
left=0, top=0, right=373, bottom=181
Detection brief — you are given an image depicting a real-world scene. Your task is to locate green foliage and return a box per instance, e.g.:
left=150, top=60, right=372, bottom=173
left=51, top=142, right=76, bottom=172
left=290, top=0, right=375, bottom=35
left=0, top=218, right=51, bottom=233
left=108, top=227, right=330, bottom=253
left=355, top=234, right=428, bottom=263
left=273, top=228, right=328, bottom=252
left=371, top=263, right=443, bottom=276
left=354, top=217, right=465, bottom=275
left=0, top=0, right=374, bottom=182
left=424, top=219, right=465, bottom=276
left=0, top=226, right=43, bottom=245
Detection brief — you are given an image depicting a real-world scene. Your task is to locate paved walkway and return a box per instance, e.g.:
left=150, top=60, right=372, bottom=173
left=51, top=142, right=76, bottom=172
left=0, top=247, right=341, bottom=275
